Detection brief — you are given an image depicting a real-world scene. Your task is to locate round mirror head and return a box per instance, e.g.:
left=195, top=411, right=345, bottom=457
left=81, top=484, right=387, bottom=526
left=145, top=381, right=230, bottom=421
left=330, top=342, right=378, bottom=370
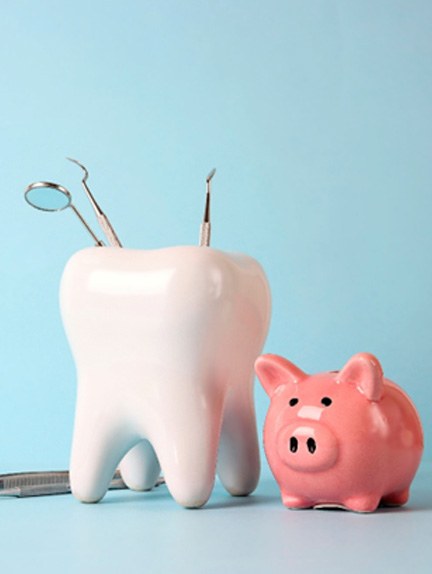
left=24, top=182, right=71, bottom=212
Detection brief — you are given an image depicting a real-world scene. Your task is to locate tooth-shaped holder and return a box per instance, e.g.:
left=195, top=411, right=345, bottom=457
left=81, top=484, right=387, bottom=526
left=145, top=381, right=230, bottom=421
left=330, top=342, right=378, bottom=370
left=60, top=246, right=271, bottom=508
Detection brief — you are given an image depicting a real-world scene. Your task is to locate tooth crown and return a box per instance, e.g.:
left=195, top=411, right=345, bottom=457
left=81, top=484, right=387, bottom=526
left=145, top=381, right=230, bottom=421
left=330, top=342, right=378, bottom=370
left=60, top=246, right=271, bottom=507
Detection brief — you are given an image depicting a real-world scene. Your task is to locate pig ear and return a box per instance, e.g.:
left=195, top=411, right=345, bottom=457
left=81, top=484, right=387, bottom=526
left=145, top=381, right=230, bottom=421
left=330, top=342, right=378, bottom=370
left=337, top=353, right=384, bottom=401
left=255, top=354, right=307, bottom=396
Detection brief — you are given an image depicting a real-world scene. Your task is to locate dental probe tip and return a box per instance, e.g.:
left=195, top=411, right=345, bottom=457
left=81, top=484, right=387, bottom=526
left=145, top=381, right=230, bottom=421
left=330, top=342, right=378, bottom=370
left=66, top=157, right=89, bottom=182
left=206, top=168, right=216, bottom=184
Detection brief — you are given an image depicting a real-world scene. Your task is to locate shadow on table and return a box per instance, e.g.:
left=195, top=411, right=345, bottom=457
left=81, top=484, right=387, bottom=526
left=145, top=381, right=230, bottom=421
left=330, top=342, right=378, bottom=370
left=98, top=476, right=281, bottom=509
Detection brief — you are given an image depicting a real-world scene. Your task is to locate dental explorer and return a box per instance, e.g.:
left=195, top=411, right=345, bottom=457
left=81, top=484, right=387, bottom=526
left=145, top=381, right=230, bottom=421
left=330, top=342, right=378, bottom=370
left=199, top=168, right=216, bottom=247
left=67, top=157, right=123, bottom=247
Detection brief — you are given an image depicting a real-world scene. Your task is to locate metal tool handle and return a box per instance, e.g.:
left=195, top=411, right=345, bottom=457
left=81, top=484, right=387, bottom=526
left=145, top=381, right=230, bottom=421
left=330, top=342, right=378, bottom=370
left=67, top=158, right=122, bottom=247
left=199, top=222, right=211, bottom=247
left=98, top=213, right=123, bottom=247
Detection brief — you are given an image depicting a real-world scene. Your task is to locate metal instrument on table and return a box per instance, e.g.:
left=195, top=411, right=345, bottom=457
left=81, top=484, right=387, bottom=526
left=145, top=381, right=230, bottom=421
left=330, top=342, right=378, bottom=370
left=0, top=470, right=164, bottom=497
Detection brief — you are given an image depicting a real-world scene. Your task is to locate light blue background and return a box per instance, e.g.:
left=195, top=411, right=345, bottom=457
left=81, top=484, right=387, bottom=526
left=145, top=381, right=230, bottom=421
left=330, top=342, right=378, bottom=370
left=1, top=3, right=432, bottom=573
left=0, top=0, right=431, bottom=475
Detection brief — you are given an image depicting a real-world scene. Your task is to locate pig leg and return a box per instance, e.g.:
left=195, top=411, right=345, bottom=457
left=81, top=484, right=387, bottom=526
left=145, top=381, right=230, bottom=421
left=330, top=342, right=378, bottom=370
left=120, top=440, right=161, bottom=491
left=281, top=492, right=313, bottom=509
left=70, top=385, right=138, bottom=503
left=343, top=494, right=381, bottom=513
left=149, top=392, right=224, bottom=508
left=217, top=383, right=260, bottom=496
left=382, top=488, right=410, bottom=507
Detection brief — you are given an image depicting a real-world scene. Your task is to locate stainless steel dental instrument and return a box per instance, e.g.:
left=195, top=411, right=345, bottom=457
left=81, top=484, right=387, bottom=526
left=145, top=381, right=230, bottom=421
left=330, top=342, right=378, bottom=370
left=67, top=157, right=123, bottom=247
left=24, top=181, right=105, bottom=246
left=0, top=470, right=164, bottom=497
left=199, top=168, right=216, bottom=247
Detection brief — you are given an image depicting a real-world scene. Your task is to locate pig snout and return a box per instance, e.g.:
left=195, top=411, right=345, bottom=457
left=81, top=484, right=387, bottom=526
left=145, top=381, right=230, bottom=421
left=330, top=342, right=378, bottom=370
left=276, top=422, right=339, bottom=472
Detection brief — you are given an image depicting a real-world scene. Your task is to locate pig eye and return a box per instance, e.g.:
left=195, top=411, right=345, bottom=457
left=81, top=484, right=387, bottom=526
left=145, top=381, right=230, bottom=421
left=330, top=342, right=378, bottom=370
left=321, top=397, right=332, bottom=407
left=289, top=398, right=299, bottom=407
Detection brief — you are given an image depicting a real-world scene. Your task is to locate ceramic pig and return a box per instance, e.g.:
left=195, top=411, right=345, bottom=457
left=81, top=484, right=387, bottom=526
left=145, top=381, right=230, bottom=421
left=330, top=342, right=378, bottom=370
left=255, top=353, right=423, bottom=512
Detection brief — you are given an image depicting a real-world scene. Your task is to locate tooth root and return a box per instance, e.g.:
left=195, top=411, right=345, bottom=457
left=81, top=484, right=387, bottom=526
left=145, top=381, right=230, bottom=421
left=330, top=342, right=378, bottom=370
left=217, top=384, right=260, bottom=496
left=149, top=395, right=224, bottom=508
left=120, top=440, right=161, bottom=491
left=70, top=392, right=136, bottom=503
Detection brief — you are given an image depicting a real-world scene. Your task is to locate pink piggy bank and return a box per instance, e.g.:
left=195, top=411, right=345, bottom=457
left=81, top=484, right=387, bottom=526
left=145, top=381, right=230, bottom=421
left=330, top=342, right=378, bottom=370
left=255, top=352, right=423, bottom=512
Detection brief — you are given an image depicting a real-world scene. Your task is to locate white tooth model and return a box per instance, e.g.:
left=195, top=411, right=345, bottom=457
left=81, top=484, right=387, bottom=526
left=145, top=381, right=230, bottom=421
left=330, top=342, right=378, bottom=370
left=60, top=246, right=271, bottom=507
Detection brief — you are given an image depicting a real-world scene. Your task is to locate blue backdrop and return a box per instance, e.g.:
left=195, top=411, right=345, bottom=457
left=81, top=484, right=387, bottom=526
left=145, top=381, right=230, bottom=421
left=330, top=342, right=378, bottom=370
left=0, top=0, right=431, bottom=472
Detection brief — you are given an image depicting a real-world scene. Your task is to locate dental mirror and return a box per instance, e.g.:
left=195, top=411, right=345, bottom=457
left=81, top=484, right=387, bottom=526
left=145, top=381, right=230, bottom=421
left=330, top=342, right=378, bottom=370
left=24, top=181, right=104, bottom=246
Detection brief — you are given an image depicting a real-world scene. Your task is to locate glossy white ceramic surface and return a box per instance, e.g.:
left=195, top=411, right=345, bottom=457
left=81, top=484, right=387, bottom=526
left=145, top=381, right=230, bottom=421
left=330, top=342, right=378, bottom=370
left=60, top=246, right=271, bottom=507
